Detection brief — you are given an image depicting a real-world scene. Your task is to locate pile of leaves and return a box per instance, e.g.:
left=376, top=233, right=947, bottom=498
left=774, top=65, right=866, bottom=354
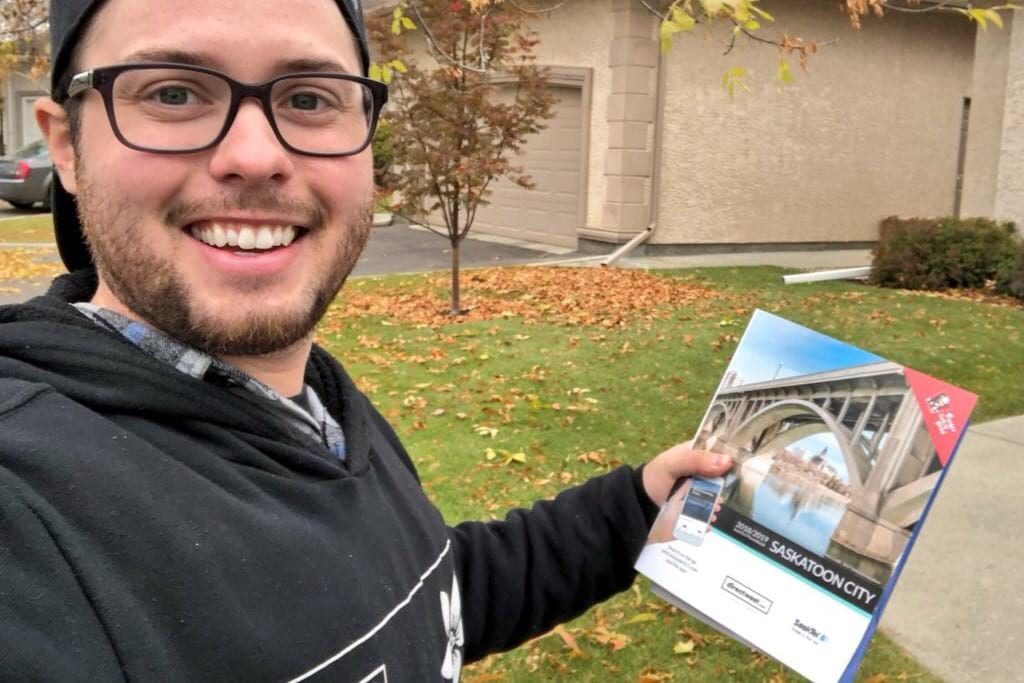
left=0, top=249, right=64, bottom=282
left=329, top=267, right=721, bottom=328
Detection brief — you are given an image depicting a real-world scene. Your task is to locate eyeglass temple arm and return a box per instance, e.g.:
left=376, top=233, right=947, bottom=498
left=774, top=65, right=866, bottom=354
left=67, top=71, right=95, bottom=99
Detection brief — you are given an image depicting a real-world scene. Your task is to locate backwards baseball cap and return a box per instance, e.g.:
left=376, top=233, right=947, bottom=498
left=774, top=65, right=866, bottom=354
left=48, top=0, right=371, bottom=272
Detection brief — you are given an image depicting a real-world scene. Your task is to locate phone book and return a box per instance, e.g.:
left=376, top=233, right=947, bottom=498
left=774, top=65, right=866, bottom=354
left=635, top=310, right=977, bottom=683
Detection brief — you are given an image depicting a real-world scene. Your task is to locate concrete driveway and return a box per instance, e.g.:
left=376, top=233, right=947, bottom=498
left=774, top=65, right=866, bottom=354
left=352, top=219, right=566, bottom=276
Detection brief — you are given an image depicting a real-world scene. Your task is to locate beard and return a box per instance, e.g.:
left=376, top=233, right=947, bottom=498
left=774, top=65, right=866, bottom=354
left=75, top=167, right=371, bottom=357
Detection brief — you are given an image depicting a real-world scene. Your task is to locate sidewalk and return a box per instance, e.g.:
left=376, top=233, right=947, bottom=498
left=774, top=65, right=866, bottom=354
left=880, top=415, right=1024, bottom=682
left=615, top=248, right=873, bottom=270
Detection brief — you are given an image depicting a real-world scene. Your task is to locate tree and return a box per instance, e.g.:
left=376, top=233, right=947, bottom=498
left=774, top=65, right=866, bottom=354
left=367, top=2, right=555, bottom=316
left=0, top=0, right=47, bottom=75
left=0, top=0, right=49, bottom=155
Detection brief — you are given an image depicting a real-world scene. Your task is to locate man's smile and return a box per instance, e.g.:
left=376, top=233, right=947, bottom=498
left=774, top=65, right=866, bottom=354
left=181, top=218, right=315, bottom=277
left=187, top=221, right=309, bottom=252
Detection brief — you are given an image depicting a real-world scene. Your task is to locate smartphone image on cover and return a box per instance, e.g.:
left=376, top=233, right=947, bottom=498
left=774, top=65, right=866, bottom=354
left=672, top=476, right=723, bottom=546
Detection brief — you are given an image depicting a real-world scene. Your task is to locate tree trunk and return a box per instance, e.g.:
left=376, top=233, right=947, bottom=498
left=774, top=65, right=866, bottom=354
left=450, top=239, right=461, bottom=315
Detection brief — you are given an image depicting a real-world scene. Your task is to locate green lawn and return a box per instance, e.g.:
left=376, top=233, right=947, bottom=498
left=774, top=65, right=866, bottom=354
left=0, top=214, right=55, bottom=243
left=316, top=265, right=1022, bottom=682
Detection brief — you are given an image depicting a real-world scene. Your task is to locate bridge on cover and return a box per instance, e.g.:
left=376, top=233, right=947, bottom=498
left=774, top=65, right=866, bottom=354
left=703, top=361, right=937, bottom=582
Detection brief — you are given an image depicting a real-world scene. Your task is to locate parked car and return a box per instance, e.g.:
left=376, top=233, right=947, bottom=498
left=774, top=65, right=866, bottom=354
left=0, top=140, right=53, bottom=210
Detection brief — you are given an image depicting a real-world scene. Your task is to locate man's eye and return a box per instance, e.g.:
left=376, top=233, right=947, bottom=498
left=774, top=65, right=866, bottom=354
left=290, top=93, right=322, bottom=111
left=154, top=86, right=192, bottom=105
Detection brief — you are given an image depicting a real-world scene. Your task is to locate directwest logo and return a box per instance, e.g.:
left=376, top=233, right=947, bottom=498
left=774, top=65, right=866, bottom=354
left=793, top=618, right=828, bottom=643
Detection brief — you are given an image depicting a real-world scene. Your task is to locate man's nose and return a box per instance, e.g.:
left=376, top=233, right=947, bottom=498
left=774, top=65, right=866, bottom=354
left=207, top=100, right=294, bottom=184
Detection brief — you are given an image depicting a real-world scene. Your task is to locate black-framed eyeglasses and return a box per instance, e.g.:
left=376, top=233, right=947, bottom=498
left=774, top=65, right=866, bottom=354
left=66, top=62, right=389, bottom=157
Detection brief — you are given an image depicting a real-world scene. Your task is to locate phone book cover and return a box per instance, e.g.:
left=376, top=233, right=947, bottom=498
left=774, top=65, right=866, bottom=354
left=634, top=309, right=977, bottom=683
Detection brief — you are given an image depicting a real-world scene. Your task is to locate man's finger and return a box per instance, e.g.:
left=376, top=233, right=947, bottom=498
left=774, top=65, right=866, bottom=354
left=643, top=443, right=733, bottom=505
left=664, top=446, right=733, bottom=481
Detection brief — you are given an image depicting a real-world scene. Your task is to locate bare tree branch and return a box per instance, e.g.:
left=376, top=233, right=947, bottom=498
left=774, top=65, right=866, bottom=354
left=505, top=0, right=570, bottom=14
left=727, top=20, right=841, bottom=54
left=636, top=0, right=669, bottom=21
left=406, top=0, right=490, bottom=74
left=0, top=15, right=47, bottom=38
left=879, top=0, right=960, bottom=13
left=724, top=28, right=739, bottom=56
left=390, top=209, right=451, bottom=238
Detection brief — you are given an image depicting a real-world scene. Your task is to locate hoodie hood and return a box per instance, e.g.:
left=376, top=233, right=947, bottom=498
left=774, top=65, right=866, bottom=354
left=0, top=269, right=370, bottom=478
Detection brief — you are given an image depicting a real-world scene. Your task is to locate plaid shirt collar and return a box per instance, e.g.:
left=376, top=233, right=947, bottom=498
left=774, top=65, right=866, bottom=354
left=72, top=303, right=346, bottom=461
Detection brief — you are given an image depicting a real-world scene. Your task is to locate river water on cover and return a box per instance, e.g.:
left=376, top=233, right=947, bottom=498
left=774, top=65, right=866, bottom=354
left=728, top=455, right=847, bottom=556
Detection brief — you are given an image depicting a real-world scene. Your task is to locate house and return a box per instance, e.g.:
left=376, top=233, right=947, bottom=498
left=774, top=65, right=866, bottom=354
left=367, top=0, right=1024, bottom=252
left=1, top=71, right=47, bottom=156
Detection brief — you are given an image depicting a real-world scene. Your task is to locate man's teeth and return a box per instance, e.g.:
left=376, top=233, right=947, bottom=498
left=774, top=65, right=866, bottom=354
left=190, top=224, right=297, bottom=250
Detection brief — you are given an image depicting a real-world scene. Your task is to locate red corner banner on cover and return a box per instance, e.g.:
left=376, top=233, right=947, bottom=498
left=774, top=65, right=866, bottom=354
left=904, top=367, right=979, bottom=467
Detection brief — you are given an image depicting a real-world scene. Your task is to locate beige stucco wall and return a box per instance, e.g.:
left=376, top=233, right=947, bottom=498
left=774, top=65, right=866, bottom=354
left=519, top=0, right=613, bottom=230
left=993, top=15, right=1024, bottom=228
left=370, top=0, right=979, bottom=246
left=960, top=15, right=1010, bottom=218
left=654, top=0, right=975, bottom=245
left=963, top=11, right=1024, bottom=231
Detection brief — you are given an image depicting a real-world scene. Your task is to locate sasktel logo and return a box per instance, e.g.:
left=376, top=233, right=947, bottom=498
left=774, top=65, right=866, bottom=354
left=793, top=618, right=829, bottom=643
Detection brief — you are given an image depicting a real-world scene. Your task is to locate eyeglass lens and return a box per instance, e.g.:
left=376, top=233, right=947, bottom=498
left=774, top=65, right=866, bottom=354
left=110, top=68, right=373, bottom=154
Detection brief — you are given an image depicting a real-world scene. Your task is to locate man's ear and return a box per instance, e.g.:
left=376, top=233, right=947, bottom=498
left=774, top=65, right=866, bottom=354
left=34, top=97, right=78, bottom=195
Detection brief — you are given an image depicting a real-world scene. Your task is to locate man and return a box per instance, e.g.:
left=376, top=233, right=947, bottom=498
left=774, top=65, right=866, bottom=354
left=0, top=0, right=730, bottom=679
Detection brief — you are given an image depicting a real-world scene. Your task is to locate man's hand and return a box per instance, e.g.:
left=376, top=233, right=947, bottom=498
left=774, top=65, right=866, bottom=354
left=642, top=442, right=733, bottom=506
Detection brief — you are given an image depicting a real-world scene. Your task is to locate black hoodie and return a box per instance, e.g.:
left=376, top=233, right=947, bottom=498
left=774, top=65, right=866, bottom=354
left=0, top=270, right=659, bottom=681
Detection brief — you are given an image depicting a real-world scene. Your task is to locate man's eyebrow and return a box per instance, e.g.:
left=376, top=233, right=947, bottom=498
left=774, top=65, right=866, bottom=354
left=120, top=49, right=223, bottom=69
left=113, top=51, right=355, bottom=77
left=275, top=58, right=355, bottom=75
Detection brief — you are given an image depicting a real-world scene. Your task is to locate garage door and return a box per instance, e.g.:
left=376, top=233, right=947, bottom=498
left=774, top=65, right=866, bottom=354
left=471, top=85, right=582, bottom=249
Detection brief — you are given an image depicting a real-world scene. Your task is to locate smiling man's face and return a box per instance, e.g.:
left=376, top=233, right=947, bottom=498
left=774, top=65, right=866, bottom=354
left=55, top=0, right=373, bottom=355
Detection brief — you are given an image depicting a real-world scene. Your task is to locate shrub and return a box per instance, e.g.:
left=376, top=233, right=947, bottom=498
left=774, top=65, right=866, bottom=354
left=372, top=120, right=395, bottom=209
left=372, top=119, right=396, bottom=202
left=996, top=241, right=1024, bottom=299
left=870, top=216, right=1020, bottom=291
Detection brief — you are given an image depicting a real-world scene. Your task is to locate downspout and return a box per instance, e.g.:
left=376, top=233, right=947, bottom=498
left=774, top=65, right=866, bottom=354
left=603, top=32, right=666, bottom=267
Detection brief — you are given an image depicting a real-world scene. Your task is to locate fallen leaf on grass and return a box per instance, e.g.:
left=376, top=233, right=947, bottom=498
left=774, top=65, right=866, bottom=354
left=553, top=625, right=582, bottom=656
left=474, top=425, right=499, bottom=438
left=483, top=448, right=526, bottom=466
left=576, top=451, right=607, bottom=467
left=680, top=626, right=707, bottom=647
left=625, top=612, right=657, bottom=625
left=673, top=640, right=695, bottom=655
left=588, top=625, right=631, bottom=652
